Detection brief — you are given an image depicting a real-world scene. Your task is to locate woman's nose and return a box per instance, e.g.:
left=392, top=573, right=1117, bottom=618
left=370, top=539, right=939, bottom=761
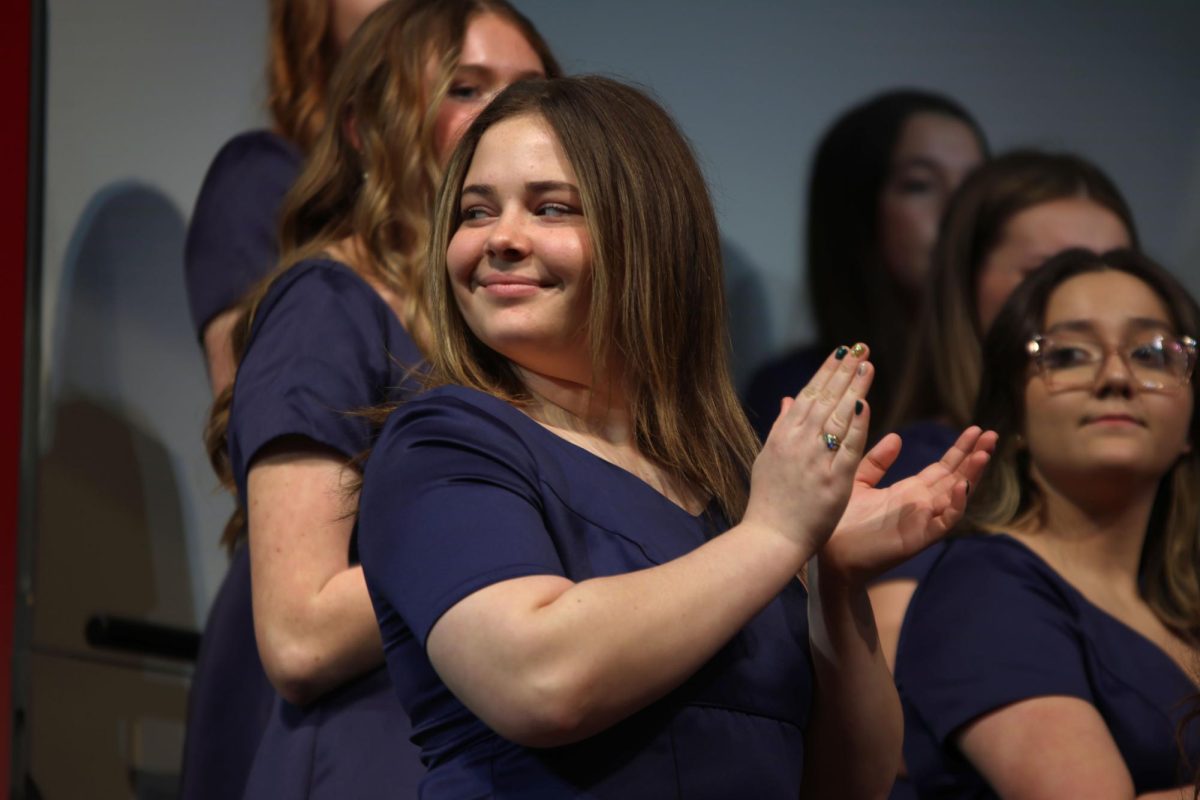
left=485, top=210, right=530, bottom=262
left=1094, top=349, right=1135, bottom=397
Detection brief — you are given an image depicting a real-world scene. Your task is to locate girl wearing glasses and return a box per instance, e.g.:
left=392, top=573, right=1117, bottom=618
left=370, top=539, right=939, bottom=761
left=896, top=248, right=1200, bottom=798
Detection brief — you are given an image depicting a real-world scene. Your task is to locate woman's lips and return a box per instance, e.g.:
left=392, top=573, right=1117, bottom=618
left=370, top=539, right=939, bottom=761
left=1082, top=413, right=1144, bottom=427
left=477, top=274, right=549, bottom=297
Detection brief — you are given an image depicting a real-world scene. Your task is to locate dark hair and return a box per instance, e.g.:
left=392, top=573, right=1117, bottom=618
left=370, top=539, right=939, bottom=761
left=426, top=76, right=760, bottom=524
left=891, top=150, right=1138, bottom=429
left=807, top=89, right=987, bottom=436
left=968, top=248, right=1200, bottom=642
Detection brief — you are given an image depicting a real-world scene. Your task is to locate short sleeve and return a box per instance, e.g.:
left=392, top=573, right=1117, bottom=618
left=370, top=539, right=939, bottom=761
left=184, top=130, right=302, bottom=338
left=896, top=536, right=1094, bottom=746
left=358, top=393, right=566, bottom=646
left=227, top=263, right=401, bottom=498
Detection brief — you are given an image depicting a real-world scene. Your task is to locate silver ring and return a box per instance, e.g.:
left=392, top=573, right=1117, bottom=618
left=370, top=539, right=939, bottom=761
left=822, top=432, right=840, bottom=451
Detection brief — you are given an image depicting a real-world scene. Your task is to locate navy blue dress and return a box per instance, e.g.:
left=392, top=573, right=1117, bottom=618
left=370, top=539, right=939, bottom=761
left=180, top=129, right=301, bottom=800
left=359, top=386, right=815, bottom=799
left=183, top=129, right=302, bottom=338
left=227, top=258, right=425, bottom=798
left=896, top=533, right=1200, bottom=798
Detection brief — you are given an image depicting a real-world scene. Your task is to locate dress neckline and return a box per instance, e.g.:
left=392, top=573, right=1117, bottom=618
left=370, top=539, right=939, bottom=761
left=984, top=532, right=1200, bottom=690
left=457, top=386, right=717, bottom=523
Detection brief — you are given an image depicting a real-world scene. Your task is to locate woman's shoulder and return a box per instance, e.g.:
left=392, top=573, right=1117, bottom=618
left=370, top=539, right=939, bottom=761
left=922, top=531, right=1063, bottom=593
left=255, top=259, right=389, bottom=330
left=382, top=386, right=534, bottom=448
left=206, top=129, right=302, bottom=176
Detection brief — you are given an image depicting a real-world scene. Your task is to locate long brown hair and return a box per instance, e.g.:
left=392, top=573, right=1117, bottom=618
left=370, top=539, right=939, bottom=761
left=806, top=89, right=987, bottom=438
left=891, top=150, right=1137, bottom=431
left=267, top=0, right=339, bottom=153
left=427, top=76, right=760, bottom=523
left=208, top=0, right=559, bottom=550
left=967, top=248, right=1200, bottom=643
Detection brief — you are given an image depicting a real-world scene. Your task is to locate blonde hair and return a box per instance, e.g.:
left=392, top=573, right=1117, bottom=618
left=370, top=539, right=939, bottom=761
left=208, top=0, right=559, bottom=550
left=427, top=77, right=760, bottom=523
left=967, top=249, right=1200, bottom=642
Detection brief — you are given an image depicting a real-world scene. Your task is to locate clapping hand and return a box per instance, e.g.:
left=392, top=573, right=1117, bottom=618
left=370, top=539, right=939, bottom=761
left=818, top=426, right=997, bottom=583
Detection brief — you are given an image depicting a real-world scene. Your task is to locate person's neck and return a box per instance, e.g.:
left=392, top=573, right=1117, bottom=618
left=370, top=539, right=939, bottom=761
left=517, top=366, right=632, bottom=447
left=1011, top=468, right=1158, bottom=598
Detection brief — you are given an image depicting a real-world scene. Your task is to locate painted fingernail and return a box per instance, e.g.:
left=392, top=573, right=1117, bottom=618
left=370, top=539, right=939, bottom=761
left=850, top=343, right=867, bottom=358
left=855, top=400, right=863, bottom=416
left=857, top=363, right=867, bottom=376
left=965, top=480, right=971, bottom=496
left=834, top=346, right=848, bottom=360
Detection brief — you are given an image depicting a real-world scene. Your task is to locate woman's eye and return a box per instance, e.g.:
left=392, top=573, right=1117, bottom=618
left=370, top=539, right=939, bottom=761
left=460, top=206, right=490, bottom=221
left=1130, top=343, right=1170, bottom=370
left=897, top=178, right=934, bottom=194
left=448, top=84, right=481, bottom=101
left=1044, top=345, right=1094, bottom=370
left=537, top=203, right=572, bottom=218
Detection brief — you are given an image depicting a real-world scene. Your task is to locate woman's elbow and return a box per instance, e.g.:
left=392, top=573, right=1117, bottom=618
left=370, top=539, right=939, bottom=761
left=467, top=664, right=599, bottom=748
left=259, top=637, right=330, bottom=706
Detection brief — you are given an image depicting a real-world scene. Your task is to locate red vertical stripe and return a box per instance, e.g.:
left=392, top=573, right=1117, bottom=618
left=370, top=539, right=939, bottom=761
left=0, top=0, right=33, bottom=791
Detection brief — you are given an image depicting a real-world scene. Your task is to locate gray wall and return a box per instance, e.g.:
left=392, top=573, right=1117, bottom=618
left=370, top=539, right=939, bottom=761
left=515, top=0, right=1200, bottom=385
left=40, top=1, right=1200, bottom=616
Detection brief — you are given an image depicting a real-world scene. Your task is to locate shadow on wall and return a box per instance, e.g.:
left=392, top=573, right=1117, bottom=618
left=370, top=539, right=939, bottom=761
left=722, top=238, right=773, bottom=393
left=31, top=182, right=197, bottom=798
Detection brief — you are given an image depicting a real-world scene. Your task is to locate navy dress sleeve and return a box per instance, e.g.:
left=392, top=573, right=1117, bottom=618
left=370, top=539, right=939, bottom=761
left=226, top=259, right=425, bottom=800
left=360, top=393, right=566, bottom=646
left=896, top=535, right=1102, bottom=797
left=183, top=130, right=302, bottom=338
left=228, top=260, right=419, bottom=499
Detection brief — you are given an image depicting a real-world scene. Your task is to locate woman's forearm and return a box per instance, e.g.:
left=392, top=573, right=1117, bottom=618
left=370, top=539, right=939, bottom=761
left=253, top=563, right=383, bottom=706
left=427, top=519, right=815, bottom=747
left=247, top=449, right=385, bottom=706
left=800, top=557, right=902, bottom=800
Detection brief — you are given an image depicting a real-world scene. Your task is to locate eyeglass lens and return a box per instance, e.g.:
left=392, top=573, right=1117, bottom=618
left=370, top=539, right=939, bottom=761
left=1039, top=334, right=1192, bottom=390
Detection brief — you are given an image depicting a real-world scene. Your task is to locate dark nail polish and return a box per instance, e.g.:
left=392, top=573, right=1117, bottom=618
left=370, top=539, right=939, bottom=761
left=834, top=346, right=848, bottom=360
left=855, top=400, right=863, bottom=416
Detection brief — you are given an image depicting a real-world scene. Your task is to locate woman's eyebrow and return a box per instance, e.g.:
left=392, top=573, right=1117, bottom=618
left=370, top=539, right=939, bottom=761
left=460, top=183, right=495, bottom=200
left=526, top=180, right=579, bottom=195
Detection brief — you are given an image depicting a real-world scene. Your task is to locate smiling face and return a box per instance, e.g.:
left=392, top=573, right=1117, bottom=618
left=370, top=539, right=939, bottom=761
left=431, top=13, right=546, bottom=164
left=447, top=114, right=593, bottom=382
left=975, top=197, right=1132, bottom=332
left=878, top=112, right=985, bottom=292
left=1023, top=270, right=1193, bottom=492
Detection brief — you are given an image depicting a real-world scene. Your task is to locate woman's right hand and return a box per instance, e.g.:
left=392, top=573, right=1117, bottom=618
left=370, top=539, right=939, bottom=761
left=744, top=344, right=874, bottom=557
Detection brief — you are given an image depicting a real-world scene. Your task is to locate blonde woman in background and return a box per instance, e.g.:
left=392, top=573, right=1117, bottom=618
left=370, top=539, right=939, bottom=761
left=195, top=3, right=558, bottom=796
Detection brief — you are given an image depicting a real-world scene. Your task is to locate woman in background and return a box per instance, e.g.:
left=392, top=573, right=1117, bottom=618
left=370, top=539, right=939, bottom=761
left=197, top=3, right=558, bottom=797
left=179, top=2, right=384, bottom=796
left=744, top=89, right=987, bottom=443
left=185, top=0, right=388, bottom=396
left=871, top=151, right=1137, bottom=673
left=359, top=75, right=994, bottom=799
left=897, top=248, right=1200, bottom=798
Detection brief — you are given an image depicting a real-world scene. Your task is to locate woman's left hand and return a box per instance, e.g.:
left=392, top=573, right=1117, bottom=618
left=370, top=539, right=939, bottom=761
left=819, top=426, right=997, bottom=584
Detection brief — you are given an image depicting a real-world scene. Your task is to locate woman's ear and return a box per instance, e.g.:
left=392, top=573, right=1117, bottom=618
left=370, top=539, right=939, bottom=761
left=343, top=110, right=363, bottom=153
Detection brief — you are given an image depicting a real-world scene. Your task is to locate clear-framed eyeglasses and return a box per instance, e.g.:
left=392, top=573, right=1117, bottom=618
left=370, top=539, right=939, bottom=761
left=1026, top=332, right=1198, bottom=393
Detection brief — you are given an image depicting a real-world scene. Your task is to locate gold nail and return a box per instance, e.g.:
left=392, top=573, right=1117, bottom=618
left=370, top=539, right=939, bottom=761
left=850, top=343, right=867, bottom=358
